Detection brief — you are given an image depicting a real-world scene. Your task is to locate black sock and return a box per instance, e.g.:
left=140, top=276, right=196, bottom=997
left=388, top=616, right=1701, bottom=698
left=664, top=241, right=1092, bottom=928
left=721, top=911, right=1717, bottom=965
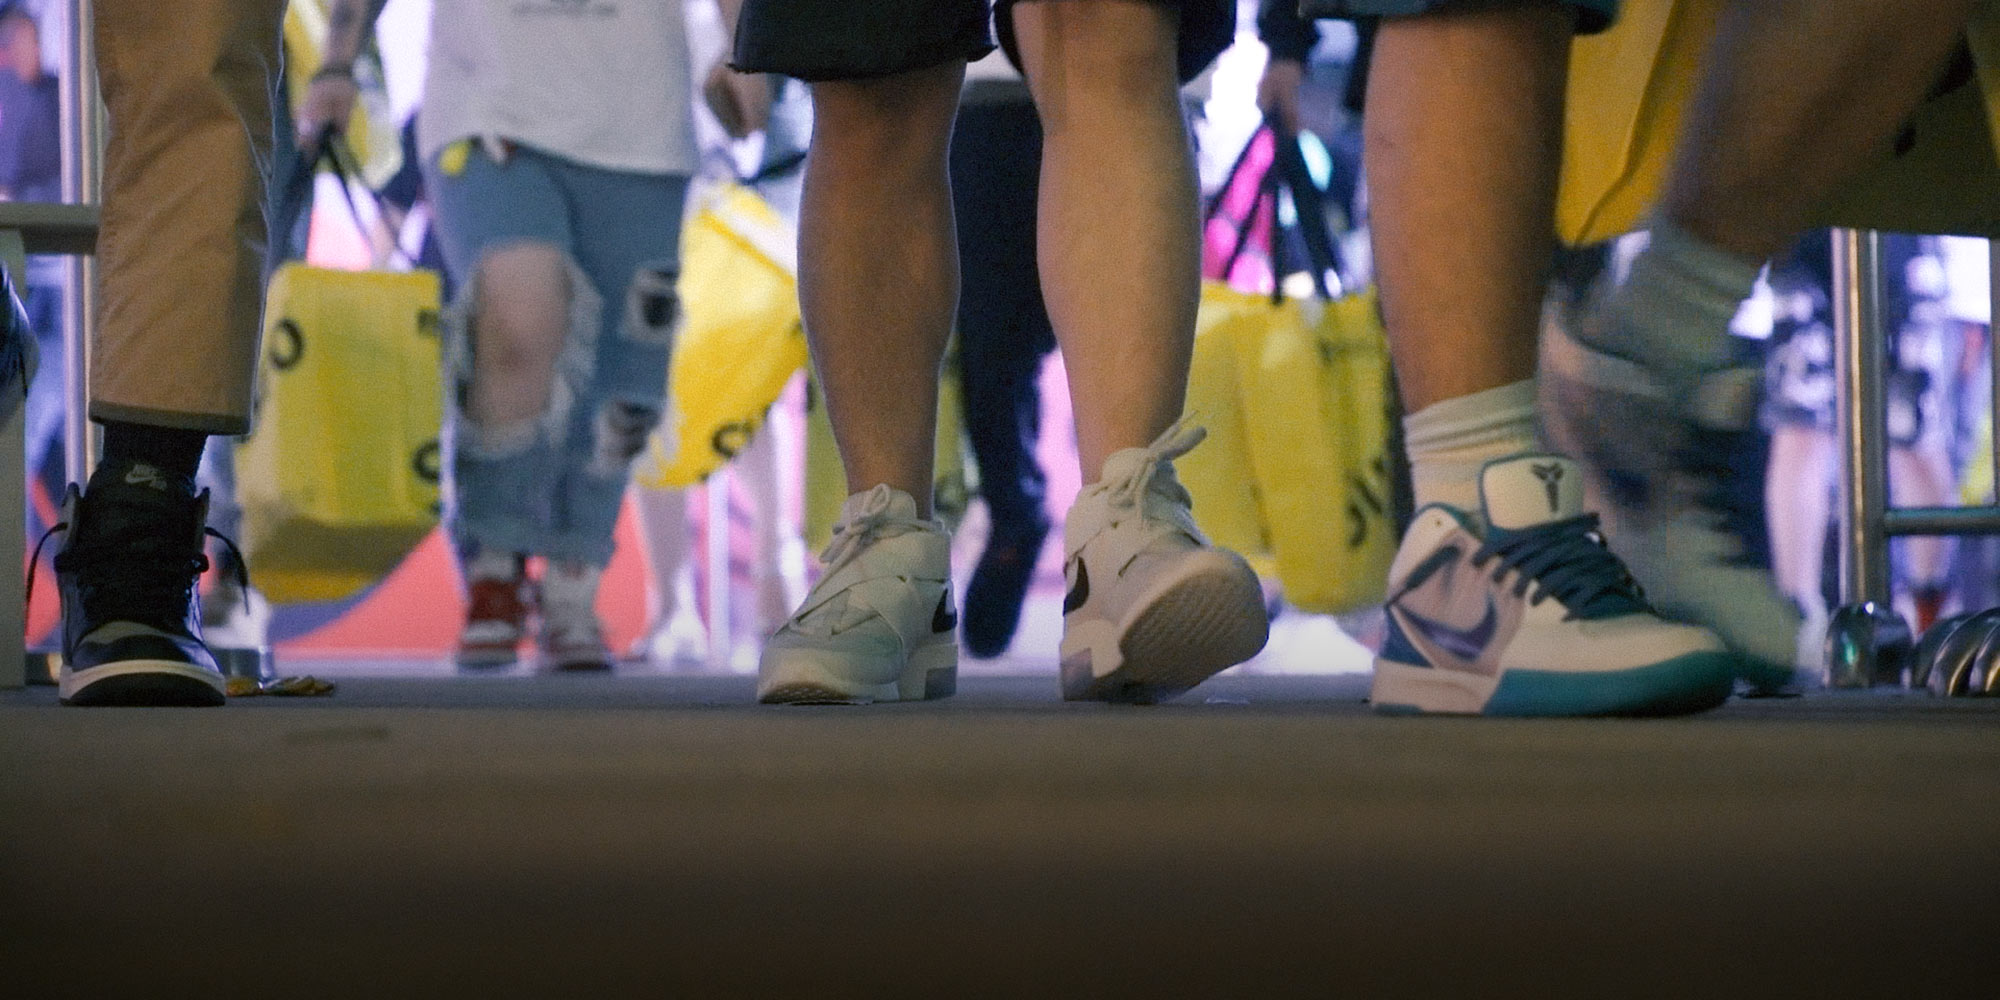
left=93, top=420, right=208, bottom=494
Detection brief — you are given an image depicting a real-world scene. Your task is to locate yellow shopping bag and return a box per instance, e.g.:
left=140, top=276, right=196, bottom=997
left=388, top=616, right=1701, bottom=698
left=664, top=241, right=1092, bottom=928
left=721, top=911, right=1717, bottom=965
left=1179, top=282, right=1278, bottom=579
left=1231, top=288, right=1397, bottom=616
left=639, top=182, right=809, bottom=489
left=238, top=263, right=444, bottom=604
left=1559, top=0, right=2000, bottom=244
left=238, top=137, right=443, bottom=604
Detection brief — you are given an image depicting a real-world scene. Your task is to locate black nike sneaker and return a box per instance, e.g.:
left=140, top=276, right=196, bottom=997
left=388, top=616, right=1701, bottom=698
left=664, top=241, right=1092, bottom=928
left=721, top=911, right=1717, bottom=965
left=40, top=470, right=229, bottom=706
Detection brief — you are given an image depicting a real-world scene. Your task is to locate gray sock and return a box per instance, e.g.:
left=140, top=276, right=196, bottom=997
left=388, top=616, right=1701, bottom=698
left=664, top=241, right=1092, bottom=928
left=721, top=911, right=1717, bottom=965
left=1582, top=219, right=1763, bottom=387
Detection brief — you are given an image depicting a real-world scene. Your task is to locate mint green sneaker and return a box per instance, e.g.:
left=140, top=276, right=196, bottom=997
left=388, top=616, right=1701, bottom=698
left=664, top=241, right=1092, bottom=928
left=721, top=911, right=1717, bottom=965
left=757, top=485, right=957, bottom=705
left=1058, top=422, right=1268, bottom=704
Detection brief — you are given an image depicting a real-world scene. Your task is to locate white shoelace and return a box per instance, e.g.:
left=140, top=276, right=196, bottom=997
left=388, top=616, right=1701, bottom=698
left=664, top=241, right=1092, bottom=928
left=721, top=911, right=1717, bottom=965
left=818, top=484, right=937, bottom=576
left=1103, top=418, right=1206, bottom=514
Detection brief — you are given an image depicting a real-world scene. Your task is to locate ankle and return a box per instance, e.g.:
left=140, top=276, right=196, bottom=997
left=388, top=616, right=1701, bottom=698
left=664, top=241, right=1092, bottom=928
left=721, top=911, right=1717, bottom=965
left=541, top=562, right=603, bottom=610
left=1403, top=379, right=1540, bottom=517
left=465, top=548, right=523, bottom=583
left=96, top=420, right=207, bottom=490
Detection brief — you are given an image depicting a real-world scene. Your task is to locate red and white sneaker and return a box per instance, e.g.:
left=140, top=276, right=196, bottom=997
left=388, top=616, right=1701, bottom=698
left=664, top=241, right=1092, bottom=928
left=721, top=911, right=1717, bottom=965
left=457, top=550, right=531, bottom=668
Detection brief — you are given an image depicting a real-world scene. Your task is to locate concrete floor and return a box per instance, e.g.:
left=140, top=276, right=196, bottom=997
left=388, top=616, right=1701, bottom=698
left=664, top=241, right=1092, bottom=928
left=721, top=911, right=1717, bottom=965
left=3, top=673, right=1997, bottom=998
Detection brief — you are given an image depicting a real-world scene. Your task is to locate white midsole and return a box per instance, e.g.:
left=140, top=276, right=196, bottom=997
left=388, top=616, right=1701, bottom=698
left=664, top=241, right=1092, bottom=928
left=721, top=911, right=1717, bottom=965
left=757, top=637, right=956, bottom=703
left=1058, top=550, right=1251, bottom=678
left=1369, top=660, right=1499, bottom=714
left=59, top=658, right=226, bottom=700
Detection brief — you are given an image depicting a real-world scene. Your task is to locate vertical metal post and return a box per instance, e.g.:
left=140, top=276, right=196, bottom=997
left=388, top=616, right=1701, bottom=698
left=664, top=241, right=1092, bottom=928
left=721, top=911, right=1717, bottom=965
left=706, top=471, right=733, bottom=671
left=1, top=233, right=26, bottom=687
left=1832, top=228, right=1891, bottom=607
left=58, top=0, right=98, bottom=485
left=1989, top=238, right=1999, bottom=499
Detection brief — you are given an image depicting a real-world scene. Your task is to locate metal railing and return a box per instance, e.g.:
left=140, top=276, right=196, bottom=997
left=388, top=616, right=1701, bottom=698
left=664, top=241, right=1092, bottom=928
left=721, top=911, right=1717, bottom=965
left=0, top=0, right=99, bottom=689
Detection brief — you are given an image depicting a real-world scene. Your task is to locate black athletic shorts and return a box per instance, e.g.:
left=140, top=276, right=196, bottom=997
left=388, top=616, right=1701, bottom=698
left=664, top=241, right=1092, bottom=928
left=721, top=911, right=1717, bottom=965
left=1301, top=0, right=1616, bottom=34
left=733, top=0, right=1235, bottom=85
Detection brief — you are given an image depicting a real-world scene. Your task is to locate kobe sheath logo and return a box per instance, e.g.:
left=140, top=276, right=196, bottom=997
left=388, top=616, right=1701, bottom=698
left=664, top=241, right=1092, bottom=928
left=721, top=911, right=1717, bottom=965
left=1532, top=462, right=1566, bottom=513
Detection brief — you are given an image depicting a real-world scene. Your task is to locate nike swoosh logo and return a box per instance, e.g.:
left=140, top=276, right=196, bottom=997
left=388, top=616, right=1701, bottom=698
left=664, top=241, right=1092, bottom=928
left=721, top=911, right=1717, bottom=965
left=1062, top=559, right=1089, bottom=615
left=1395, top=598, right=1499, bottom=663
left=124, top=465, right=166, bottom=489
left=932, top=591, right=956, bottom=634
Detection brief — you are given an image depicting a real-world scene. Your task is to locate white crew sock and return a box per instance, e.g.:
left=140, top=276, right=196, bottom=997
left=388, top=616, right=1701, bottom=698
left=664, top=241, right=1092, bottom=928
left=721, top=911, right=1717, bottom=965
left=1402, top=378, right=1540, bottom=521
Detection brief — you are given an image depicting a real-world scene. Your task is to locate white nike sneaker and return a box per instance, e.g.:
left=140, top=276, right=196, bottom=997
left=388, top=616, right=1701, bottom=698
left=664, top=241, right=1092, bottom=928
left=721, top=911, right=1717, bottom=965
left=1059, top=421, right=1268, bottom=703
left=757, top=485, right=957, bottom=705
left=201, top=577, right=271, bottom=651
left=1371, top=455, right=1738, bottom=716
left=539, top=562, right=613, bottom=672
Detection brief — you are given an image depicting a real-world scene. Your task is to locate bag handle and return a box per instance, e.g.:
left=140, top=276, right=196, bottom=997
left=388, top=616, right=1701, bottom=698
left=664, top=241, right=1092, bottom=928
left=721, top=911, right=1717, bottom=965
left=1205, top=121, right=1346, bottom=299
left=319, top=132, right=419, bottom=270
left=1264, top=115, right=1345, bottom=301
left=275, top=127, right=417, bottom=270
left=1206, top=125, right=1281, bottom=285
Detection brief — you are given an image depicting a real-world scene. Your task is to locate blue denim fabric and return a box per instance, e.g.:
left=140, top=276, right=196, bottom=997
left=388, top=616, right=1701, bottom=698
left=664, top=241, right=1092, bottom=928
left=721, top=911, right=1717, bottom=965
left=425, top=142, right=689, bottom=567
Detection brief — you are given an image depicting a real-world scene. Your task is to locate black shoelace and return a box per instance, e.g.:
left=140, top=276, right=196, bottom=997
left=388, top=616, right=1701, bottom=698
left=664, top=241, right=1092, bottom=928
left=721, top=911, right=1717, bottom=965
left=1473, top=514, right=1650, bottom=622
left=27, top=521, right=248, bottom=635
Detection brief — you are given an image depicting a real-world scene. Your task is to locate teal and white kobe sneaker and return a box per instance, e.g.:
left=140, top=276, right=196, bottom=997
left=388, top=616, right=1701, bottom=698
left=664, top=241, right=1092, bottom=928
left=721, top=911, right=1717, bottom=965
left=757, top=485, right=957, bottom=705
left=1371, top=455, right=1737, bottom=717
left=1542, top=316, right=1805, bottom=692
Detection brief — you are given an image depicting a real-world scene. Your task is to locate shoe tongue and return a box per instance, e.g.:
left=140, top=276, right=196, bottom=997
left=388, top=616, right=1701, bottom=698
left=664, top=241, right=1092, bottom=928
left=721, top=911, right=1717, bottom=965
left=839, top=485, right=920, bottom=524
left=1481, top=455, right=1584, bottom=531
left=1096, top=446, right=1155, bottom=487
left=76, top=471, right=205, bottom=546
left=89, top=460, right=197, bottom=500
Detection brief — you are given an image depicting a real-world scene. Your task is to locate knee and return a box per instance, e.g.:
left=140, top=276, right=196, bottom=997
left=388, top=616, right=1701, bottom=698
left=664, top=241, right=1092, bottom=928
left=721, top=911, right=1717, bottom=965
left=453, top=242, right=606, bottom=431
left=810, top=62, right=964, bottom=162
left=1011, top=0, right=1179, bottom=102
left=469, top=242, right=572, bottom=383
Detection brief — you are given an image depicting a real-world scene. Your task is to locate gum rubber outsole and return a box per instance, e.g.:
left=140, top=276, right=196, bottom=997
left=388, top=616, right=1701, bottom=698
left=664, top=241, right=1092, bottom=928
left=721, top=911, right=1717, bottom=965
left=1062, top=558, right=1269, bottom=704
left=760, top=683, right=874, bottom=706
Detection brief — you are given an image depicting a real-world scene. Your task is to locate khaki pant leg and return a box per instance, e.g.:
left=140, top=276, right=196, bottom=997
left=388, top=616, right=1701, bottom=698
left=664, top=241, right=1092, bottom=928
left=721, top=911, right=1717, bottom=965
left=90, top=0, right=283, bottom=435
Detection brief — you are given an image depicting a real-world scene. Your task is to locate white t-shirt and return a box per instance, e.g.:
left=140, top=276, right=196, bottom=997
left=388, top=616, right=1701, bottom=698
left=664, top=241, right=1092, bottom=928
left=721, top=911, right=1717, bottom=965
left=1938, top=236, right=1992, bottom=326
left=418, top=0, right=697, bottom=176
